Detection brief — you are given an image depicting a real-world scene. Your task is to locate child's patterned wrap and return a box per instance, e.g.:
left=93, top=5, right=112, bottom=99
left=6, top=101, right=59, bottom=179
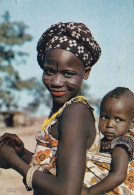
left=31, top=96, right=134, bottom=195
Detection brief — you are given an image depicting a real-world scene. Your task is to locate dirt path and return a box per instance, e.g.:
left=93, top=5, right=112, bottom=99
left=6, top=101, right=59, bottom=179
left=0, top=118, right=44, bottom=195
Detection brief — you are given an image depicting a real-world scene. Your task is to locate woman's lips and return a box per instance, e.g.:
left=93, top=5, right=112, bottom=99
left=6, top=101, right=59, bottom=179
left=51, top=91, right=68, bottom=97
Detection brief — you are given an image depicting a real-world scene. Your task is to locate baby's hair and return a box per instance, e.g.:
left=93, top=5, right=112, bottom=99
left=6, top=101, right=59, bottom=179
left=106, top=87, right=130, bottom=98
left=100, top=87, right=132, bottom=108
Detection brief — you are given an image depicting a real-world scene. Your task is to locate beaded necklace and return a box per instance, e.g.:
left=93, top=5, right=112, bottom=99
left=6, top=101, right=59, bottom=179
left=42, top=95, right=87, bottom=131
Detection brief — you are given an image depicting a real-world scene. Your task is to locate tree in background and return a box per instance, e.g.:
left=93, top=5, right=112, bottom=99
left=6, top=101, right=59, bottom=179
left=0, top=11, right=31, bottom=110
left=0, top=11, right=100, bottom=115
left=0, top=11, right=48, bottom=112
left=25, top=82, right=101, bottom=115
left=82, top=82, right=101, bottom=114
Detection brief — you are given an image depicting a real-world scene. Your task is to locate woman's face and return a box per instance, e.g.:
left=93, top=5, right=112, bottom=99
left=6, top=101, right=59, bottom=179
left=42, top=48, right=90, bottom=106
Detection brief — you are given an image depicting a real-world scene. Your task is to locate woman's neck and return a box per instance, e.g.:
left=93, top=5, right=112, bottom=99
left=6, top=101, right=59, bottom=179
left=50, top=103, right=64, bottom=117
left=51, top=94, right=83, bottom=116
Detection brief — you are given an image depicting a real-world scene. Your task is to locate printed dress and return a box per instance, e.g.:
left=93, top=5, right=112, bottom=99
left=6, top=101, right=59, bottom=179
left=84, top=131, right=134, bottom=194
left=31, top=96, right=134, bottom=194
left=30, top=96, right=101, bottom=180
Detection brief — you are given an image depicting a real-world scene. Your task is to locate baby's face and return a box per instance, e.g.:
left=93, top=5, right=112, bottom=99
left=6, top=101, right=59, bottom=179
left=99, top=96, right=134, bottom=140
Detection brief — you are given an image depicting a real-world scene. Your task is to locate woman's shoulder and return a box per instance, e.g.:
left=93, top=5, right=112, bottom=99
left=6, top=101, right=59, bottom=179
left=42, top=96, right=94, bottom=133
left=62, top=101, right=91, bottom=119
left=59, top=96, right=96, bottom=141
left=66, top=95, right=93, bottom=110
left=61, top=96, right=94, bottom=121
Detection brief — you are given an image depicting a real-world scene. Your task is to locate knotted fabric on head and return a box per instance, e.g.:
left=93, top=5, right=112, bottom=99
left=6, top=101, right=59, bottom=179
left=37, top=22, right=101, bottom=68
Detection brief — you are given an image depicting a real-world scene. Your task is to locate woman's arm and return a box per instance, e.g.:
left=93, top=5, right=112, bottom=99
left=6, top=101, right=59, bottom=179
left=0, top=102, right=95, bottom=195
left=85, top=147, right=129, bottom=195
left=32, top=102, right=95, bottom=195
left=21, top=148, right=33, bottom=164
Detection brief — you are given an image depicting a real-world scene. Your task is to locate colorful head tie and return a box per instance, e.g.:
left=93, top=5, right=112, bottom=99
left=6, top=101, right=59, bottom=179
left=37, top=22, right=101, bottom=68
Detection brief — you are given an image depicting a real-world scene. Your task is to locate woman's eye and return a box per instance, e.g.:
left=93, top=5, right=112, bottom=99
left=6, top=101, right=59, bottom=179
left=63, top=72, right=72, bottom=78
left=44, top=69, right=53, bottom=75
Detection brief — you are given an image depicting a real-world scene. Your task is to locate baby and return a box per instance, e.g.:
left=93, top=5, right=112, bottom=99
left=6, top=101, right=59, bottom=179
left=100, top=87, right=134, bottom=156
left=85, top=87, right=134, bottom=194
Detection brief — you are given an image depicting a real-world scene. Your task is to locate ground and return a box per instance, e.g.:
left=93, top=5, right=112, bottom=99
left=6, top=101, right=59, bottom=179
left=0, top=117, right=44, bottom=195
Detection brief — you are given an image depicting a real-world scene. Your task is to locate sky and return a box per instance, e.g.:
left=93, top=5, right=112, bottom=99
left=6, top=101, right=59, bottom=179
left=0, top=0, right=134, bottom=115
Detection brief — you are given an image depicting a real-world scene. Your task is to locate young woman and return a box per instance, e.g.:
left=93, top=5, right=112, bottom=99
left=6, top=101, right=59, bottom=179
left=0, top=22, right=101, bottom=195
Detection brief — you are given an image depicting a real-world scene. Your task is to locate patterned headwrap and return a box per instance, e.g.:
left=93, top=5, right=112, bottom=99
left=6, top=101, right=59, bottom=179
left=37, top=22, right=101, bottom=68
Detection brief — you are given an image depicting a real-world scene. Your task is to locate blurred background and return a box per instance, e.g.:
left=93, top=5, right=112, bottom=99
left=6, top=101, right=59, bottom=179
left=0, top=0, right=134, bottom=120
left=0, top=1, right=134, bottom=194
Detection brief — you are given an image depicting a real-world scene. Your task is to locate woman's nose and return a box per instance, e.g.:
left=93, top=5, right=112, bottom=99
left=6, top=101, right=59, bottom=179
left=51, top=74, right=64, bottom=87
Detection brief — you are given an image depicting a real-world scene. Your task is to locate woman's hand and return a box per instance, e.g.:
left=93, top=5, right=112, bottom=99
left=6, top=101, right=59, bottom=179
left=0, top=141, right=16, bottom=169
left=0, top=133, right=25, bottom=169
left=0, top=133, right=24, bottom=156
left=0, top=133, right=33, bottom=165
left=0, top=134, right=31, bottom=179
left=0, top=140, right=9, bottom=168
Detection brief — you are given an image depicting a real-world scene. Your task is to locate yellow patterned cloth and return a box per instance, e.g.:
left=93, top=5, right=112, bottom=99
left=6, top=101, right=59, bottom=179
left=31, top=95, right=100, bottom=174
left=31, top=95, right=134, bottom=194
left=84, top=152, right=134, bottom=195
left=84, top=131, right=134, bottom=194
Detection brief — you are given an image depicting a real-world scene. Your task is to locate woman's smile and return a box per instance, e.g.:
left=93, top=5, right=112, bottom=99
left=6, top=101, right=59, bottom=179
left=42, top=49, right=89, bottom=106
left=50, top=90, right=69, bottom=97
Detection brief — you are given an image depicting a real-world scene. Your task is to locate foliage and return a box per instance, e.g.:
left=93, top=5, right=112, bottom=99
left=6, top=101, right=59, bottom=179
left=0, top=11, right=100, bottom=114
left=82, top=82, right=101, bottom=113
left=25, top=82, right=101, bottom=114
left=0, top=11, right=46, bottom=111
left=23, top=81, right=52, bottom=114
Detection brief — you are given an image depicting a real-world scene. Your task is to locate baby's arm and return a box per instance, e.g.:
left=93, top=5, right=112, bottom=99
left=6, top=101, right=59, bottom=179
left=84, top=147, right=129, bottom=195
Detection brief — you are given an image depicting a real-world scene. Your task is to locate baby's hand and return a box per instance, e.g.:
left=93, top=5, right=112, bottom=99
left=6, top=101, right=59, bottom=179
left=0, top=133, right=24, bottom=156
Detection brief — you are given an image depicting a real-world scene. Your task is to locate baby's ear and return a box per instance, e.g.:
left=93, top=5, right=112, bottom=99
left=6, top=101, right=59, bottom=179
left=130, top=118, right=134, bottom=129
left=83, top=66, right=91, bottom=80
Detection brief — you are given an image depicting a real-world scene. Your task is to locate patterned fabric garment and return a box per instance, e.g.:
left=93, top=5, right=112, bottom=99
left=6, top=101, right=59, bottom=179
left=100, top=135, right=134, bottom=161
left=84, top=152, right=134, bottom=194
left=37, top=22, right=101, bottom=69
left=30, top=95, right=101, bottom=175
left=84, top=133, right=134, bottom=194
left=30, top=96, right=134, bottom=194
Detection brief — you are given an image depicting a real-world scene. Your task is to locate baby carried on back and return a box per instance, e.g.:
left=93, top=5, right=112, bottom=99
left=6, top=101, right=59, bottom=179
left=84, top=87, right=134, bottom=195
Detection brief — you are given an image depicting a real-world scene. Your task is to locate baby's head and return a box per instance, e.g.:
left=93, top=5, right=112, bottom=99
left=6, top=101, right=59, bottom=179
left=99, top=87, right=134, bottom=140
